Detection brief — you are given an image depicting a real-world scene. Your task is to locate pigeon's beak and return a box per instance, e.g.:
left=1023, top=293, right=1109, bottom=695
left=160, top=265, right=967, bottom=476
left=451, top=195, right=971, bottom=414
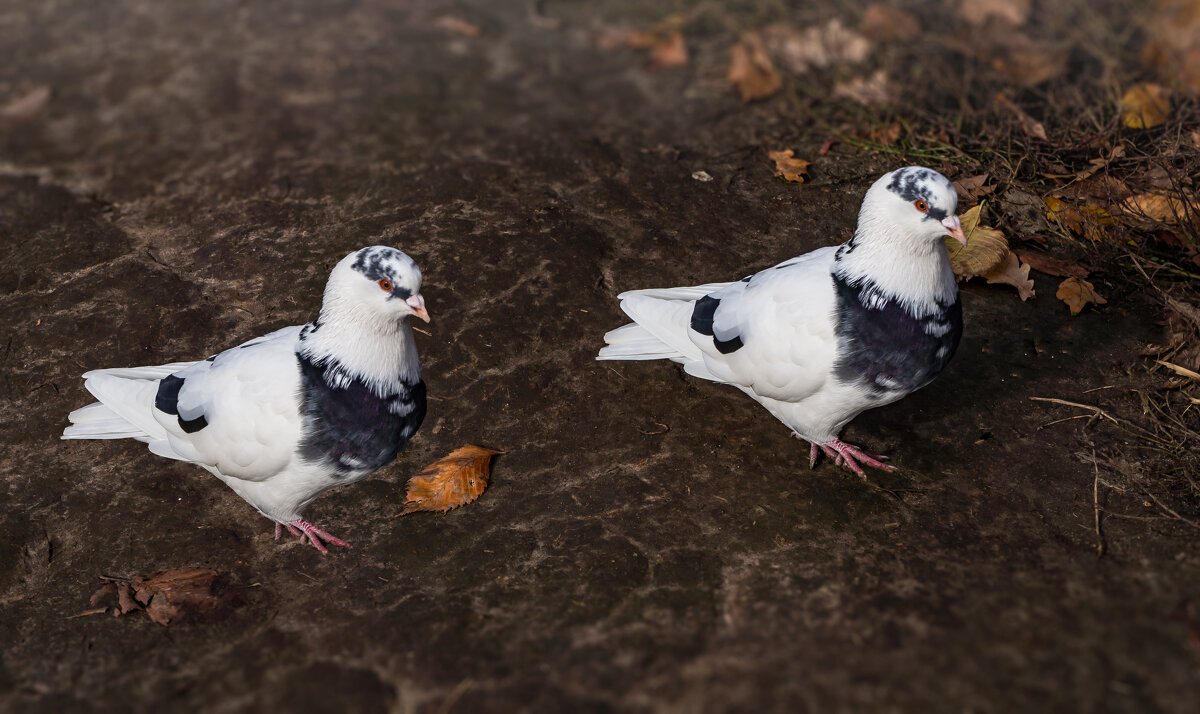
left=405, top=294, right=430, bottom=323
left=942, top=214, right=967, bottom=245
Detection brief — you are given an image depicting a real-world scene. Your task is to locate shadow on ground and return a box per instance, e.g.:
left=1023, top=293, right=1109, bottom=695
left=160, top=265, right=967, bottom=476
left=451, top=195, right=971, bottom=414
left=0, top=1, right=1197, bottom=712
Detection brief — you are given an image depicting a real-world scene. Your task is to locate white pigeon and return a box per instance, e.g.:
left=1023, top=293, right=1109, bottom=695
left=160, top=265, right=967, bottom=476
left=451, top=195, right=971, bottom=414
left=598, top=166, right=968, bottom=477
left=62, top=246, right=431, bottom=553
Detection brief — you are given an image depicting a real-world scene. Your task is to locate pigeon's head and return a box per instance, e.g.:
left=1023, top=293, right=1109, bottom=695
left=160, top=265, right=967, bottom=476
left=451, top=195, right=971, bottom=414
left=867, top=166, right=967, bottom=246
left=332, top=246, right=430, bottom=323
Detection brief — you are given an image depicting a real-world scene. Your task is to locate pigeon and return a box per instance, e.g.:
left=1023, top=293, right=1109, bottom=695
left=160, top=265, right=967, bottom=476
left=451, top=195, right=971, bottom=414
left=597, top=166, right=968, bottom=477
left=62, top=246, right=430, bottom=553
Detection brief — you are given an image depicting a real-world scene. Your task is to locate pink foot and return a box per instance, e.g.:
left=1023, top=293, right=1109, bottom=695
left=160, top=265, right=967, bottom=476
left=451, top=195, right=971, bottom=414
left=274, top=519, right=351, bottom=554
left=799, top=435, right=893, bottom=478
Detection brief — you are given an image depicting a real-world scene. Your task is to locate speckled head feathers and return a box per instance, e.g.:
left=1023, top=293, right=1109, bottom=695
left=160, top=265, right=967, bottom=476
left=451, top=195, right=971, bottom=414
left=863, top=166, right=960, bottom=242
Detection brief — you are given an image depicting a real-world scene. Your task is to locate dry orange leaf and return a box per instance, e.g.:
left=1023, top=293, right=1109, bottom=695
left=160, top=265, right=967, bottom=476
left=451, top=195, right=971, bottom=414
left=1055, top=276, right=1107, bottom=315
left=400, top=445, right=502, bottom=515
left=1044, top=196, right=1113, bottom=242
left=1121, top=192, right=1198, bottom=225
left=983, top=251, right=1036, bottom=301
left=768, top=149, right=810, bottom=183
left=945, top=204, right=1009, bottom=279
left=727, top=32, right=782, bottom=102
left=1121, top=83, right=1171, bottom=129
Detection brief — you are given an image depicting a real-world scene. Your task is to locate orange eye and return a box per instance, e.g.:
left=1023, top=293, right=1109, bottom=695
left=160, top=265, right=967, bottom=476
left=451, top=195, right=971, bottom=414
left=379, top=279, right=393, bottom=291
left=914, top=199, right=928, bottom=213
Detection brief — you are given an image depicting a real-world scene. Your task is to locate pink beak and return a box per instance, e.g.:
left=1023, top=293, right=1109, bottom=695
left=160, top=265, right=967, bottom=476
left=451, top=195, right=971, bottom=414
left=405, top=294, right=430, bottom=323
left=942, top=214, right=967, bottom=245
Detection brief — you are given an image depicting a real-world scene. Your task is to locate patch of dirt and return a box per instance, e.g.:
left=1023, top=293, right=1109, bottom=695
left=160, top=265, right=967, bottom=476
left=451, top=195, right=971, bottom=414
left=1, top=1, right=1198, bottom=712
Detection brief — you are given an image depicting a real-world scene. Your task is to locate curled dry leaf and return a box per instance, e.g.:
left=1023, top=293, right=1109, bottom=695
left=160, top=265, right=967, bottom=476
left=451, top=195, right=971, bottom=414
left=79, top=568, right=244, bottom=626
left=727, top=32, right=782, bottom=102
left=945, top=204, right=1009, bottom=279
left=1056, top=276, right=1107, bottom=315
left=768, top=149, right=810, bottom=183
left=1121, top=83, right=1171, bottom=129
left=400, top=445, right=503, bottom=515
left=983, top=251, right=1036, bottom=301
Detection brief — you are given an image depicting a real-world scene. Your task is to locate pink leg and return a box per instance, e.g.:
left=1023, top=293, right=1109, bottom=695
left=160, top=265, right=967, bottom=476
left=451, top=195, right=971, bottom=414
left=798, top=434, right=892, bottom=478
left=822, top=439, right=893, bottom=479
left=274, top=519, right=351, bottom=554
left=274, top=522, right=303, bottom=541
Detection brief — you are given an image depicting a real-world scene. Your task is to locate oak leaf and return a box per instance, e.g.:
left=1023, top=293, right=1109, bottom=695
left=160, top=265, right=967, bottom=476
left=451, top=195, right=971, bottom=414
left=727, top=32, right=782, bottom=102
left=768, top=149, right=810, bottom=183
left=400, top=445, right=502, bottom=515
left=983, top=251, right=1036, bottom=301
left=1121, top=83, right=1171, bottom=129
left=945, top=204, right=1009, bottom=279
left=1055, top=276, right=1107, bottom=315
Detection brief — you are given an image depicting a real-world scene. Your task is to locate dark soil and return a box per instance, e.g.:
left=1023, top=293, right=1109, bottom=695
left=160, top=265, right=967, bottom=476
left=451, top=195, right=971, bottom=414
left=1, top=1, right=1198, bottom=712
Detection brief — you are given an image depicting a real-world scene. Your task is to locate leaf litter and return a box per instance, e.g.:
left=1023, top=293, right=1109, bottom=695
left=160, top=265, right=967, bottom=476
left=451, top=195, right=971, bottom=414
left=76, top=568, right=245, bottom=626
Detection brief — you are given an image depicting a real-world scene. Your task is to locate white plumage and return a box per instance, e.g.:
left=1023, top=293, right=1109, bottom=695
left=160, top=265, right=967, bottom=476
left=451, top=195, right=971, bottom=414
left=63, top=246, right=431, bottom=552
left=599, top=167, right=968, bottom=476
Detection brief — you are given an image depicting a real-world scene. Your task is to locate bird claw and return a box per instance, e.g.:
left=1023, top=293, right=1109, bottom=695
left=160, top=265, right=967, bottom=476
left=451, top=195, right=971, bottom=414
left=801, top=436, right=893, bottom=479
left=274, top=519, right=351, bottom=554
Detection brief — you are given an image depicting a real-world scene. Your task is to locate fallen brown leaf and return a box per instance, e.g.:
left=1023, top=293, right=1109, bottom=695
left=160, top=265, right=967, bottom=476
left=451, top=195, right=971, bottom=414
left=983, top=251, right=1036, bottom=301
left=78, top=568, right=244, bottom=626
left=1014, top=249, right=1090, bottom=278
left=952, top=174, right=995, bottom=204
left=1121, top=192, right=1198, bottom=226
left=401, top=445, right=502, bottom=515
left=727, top=32, right=782, bottom=102
left=1044, top=196, right=1114, bottom=242
left=1121, top=83, right=1171, bottom=129
left=1056, top=276, right=1107, bottom=315
left=767, top=149, right=810, bottom=183
left=945, top=204, right=1009, bottom=279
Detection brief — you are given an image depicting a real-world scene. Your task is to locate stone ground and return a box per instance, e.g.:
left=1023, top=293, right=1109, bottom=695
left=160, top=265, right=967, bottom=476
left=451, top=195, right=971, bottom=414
left=1, top=1, right=1198, bottom=712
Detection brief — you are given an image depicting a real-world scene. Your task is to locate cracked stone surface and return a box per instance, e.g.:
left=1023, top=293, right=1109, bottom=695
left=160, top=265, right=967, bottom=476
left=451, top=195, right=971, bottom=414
left=1, top=1, right=1198, bottom=712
